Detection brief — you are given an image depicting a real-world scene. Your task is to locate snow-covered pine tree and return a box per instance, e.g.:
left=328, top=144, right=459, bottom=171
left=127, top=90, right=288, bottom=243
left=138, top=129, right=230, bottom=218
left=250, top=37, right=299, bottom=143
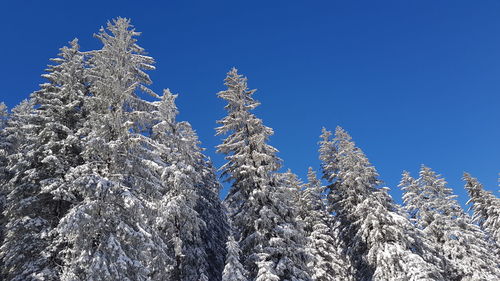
left=0, top=101, right=33, bottom=206
left=152, top=89, right=229, bottom=280
left=0, top=102, right=8, bottom=280
left=195, top=159, right=229, bottom=280
left=0, top=99, right=45, bottom=281
left=400, top=171, right=420, bottom=224
left=164, top=94, right=229, bottom=279
left=154, top=122, right=208, bottom=280
left=222, top=234, right=248, bottom=281
left=401, top=167, right=500, bottom=280
left=319, top=127, right=444, bottom=281
left=1, top=38, right=88, bottom=281
left=0, top=104, right=8, bottom=187
left=216, top=68, right=310, bottom=281
left=54, top=18, right=167, bottom=281
left=299, top=167, right=353, bottom=281
left=464, top=172, right=500, bottom=244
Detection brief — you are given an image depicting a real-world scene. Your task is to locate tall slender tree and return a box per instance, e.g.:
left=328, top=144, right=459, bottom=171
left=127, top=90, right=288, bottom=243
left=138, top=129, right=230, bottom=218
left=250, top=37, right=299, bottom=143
left=1, top=100, right=37, bottom=280
left=0, top=102, right=9, bottom=280
left=152, top=89, right=228, bottom=280
left=222, top=235, right=248, bottom=281
left=54, top=18, right=166, bottom=281
left=464, top=172, right=500, bottom=244
left=299, top=167, right=353, bottom=281
left=216, top=68, right=310, bottom=281
left=1, top=38, right=88, bottom=281
left=0, top=104, right=8, bottom=187
left=195, top=159, right=229, bottom=280
left=162, top=93, right=229, bottom=279
left=319, top=127, right=444, bottom=281
left=401, top=167, right=500, bottom=280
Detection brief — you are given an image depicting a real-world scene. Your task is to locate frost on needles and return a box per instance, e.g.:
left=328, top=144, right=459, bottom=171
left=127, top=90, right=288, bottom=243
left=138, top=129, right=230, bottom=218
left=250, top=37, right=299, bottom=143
left=216, top=68, right=310, bottom=281
left=0, top=18, right=227, bottom=281
left=1, top=16, right=500, bottom=281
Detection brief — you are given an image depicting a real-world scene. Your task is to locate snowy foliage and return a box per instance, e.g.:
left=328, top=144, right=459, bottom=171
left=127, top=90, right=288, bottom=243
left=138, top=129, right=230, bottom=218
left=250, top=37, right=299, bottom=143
left=320, top=127, right=444, bottom=281
left=299, top=167, right=353, bottom=281
left=1, top=16, right=500, bottom=281
left=0, top=102, right=8, bottom=280
left=217, top=68, right=310, bottom=281
left=401, top=167, right=500, bottom=280
left=222, top=235, right=248, bottom=281
left=1, top=38, right=88, bottom=281
left=464, top=172, right=500, bottom=245
left=53, top=18, right=167, bottom=281
left=153, top=89, right=228, bottom=280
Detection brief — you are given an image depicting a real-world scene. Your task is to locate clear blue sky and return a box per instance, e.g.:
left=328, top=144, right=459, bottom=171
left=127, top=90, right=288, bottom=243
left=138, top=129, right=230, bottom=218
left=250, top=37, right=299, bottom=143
left=1, top=0, right=499, bottom=206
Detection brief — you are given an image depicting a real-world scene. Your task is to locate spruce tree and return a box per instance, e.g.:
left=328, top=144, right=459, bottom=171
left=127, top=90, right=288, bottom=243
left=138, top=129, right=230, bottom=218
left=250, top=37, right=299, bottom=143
left=55, top=18, right=166, bottom=281
left=175, top=118, right=229, bottom=280
left=299, top=167, right=353, bottom=281
left=195, top=159, right=229, bottom=280
left=0, top=104, right=8, bottom=187
left=319, top=127, right=443, bottom=281
left=1, top=101, right=34, bottom=279
left=1, top=38, right=88, bottom=280
left=0, top=99, right=43, bottom=281
left=464, top=173, right=500, bottom=244
left=401, top=167, right=500, bottom=280
left=216, top=68, right=310, bottom=281
left=152, top=90, right=225, bottom=280
left=400, top=171, right=420, bottom=223
left=222, top=235, right=248, bottom=281
left=0, top=102, right=9, bottom=280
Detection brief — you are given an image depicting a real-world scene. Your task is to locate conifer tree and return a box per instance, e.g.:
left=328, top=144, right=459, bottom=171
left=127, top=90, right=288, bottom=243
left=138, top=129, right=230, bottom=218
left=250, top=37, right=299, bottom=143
left=54, top=18, right=166, bottom=281
left=222, top=235, right=248, bottom=281
left=0, top=99, right=43, bottom=281
left=152, top=90, right=224, bottom=280
left=216, top=68, right=310, bottom=281
left=400, top=171, right=420, bottom=223
left=401, top=167, right=500, bottom=280
left=175, top=120, right=229, bottom=280
left=195, top=159, right=229, bottom=280
left=1, top=101, right=36, bottom=281
left=0, top=102, right=9, bottom=280
left=0, top=104, right=8, bottom=186
left=464, top=173, right=500, bottom=244
left=299, top=167, right=353, bottom=281
left=1, top=38, right=88, bottom=280
left=319, top=127, right=443, bottom=281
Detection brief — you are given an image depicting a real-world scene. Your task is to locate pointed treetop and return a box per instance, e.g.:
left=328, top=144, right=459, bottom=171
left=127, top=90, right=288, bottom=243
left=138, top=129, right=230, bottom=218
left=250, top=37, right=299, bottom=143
left=334, top=126, right=380, bottom=189
left=399, top=170, right=418, bottom=192
left=0, top=102, right=8, bottom=127
left=463, top=172, right=485, bottom=195
left=280, top=169, right=303, bottom=190
left=302, top=167, right=326, bottom=212
left=418, top=165, right=456, bottom=199
left=463, top=172, right=500, bottom=240
left=98, top=17, right=142, bottom=48
left=217, top=68, right=259, bottom=112
left=222, top=235, right=248, bottom=281
left=11, top=99, right=33, bottom=115
left=91, top=16, right=156, bottom=97
left=319, top=127, right=335, bottom=181
left=320, top=127, right=331, bottom=140
left=334, top=126, right=351, bottom=141
left=159, top=89, right=179, bottom=124
left=306, top=167, right=321, bottom=187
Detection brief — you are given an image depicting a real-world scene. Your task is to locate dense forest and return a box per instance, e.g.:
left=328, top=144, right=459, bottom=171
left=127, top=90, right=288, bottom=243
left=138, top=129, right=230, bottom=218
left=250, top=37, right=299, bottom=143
left=0, top=17, right=499, bottom=281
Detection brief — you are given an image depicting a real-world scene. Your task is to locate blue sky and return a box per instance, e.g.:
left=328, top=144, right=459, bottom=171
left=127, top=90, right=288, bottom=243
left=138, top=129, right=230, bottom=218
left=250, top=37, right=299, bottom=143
left=1, top=0, right=500, bottom=206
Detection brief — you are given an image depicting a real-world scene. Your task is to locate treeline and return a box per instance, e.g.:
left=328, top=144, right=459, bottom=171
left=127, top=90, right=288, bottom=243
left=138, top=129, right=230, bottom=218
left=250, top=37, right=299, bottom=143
left=0, top=17, right=499, bottom=281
